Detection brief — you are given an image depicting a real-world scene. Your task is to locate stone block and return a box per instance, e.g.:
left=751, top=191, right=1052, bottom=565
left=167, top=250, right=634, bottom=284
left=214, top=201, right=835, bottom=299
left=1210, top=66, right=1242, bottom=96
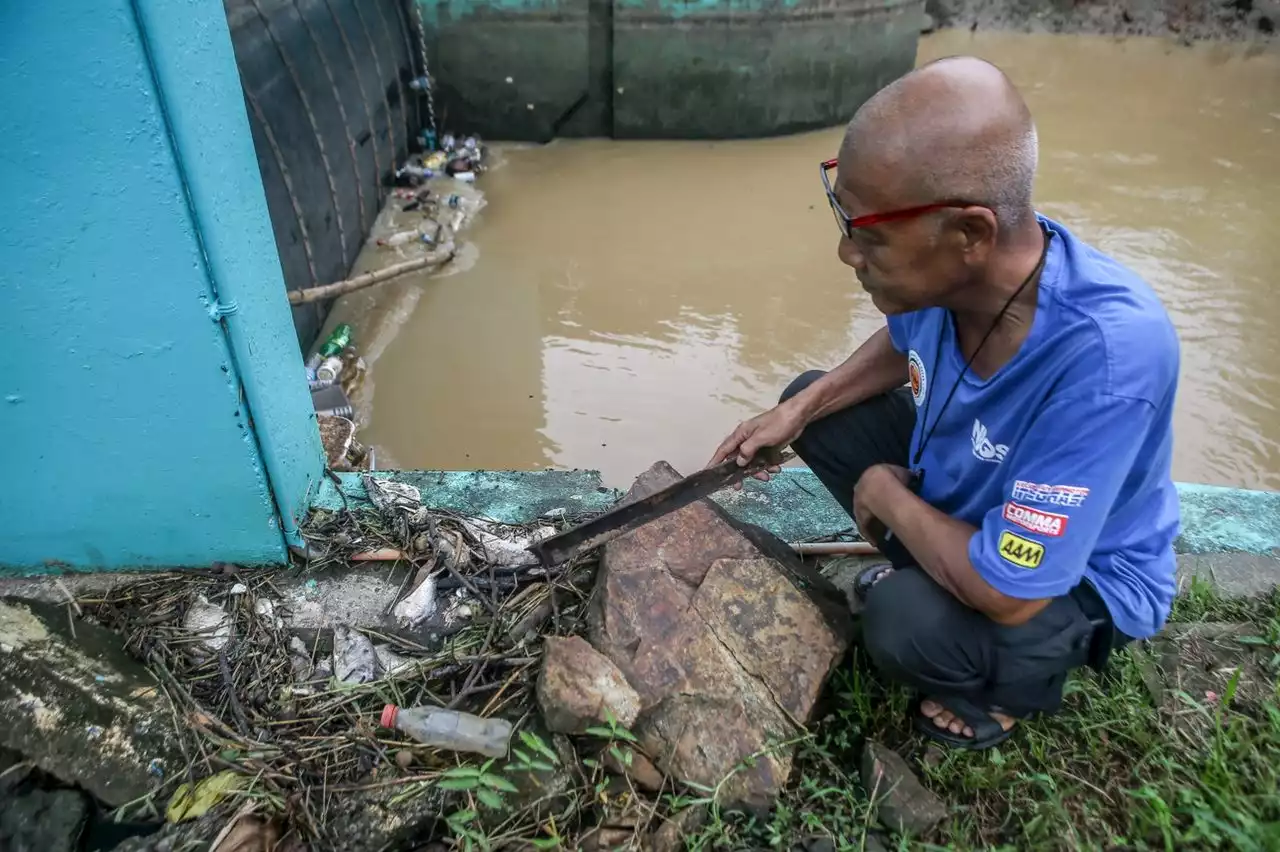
left=588, top=462, right=854, bottom=809
left=0, top=598, right=182, bottom=807
left=538, top=635, right=642, bottom=735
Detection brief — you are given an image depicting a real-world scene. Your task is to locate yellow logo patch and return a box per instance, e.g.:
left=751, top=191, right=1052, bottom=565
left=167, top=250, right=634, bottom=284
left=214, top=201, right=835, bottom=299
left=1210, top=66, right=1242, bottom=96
left=998, top=531, right=1044, bottom=569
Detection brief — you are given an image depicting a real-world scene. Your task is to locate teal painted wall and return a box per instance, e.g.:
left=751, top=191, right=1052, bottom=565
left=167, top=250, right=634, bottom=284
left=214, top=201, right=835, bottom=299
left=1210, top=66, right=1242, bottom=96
left=0, top=0, right=324, bottom=572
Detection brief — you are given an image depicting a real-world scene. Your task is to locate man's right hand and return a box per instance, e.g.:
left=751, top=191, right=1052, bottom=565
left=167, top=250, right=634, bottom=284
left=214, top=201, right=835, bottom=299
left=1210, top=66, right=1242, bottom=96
left=706, top=401, right=808, bottom=483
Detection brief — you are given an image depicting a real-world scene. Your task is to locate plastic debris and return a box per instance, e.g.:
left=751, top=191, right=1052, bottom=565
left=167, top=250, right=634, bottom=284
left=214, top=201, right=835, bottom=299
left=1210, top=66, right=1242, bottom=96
left=374, top=643, right=414, bottom=676
left=289, top=636, right=313, bottom=681
left=333, top=625, right=378, bottom=684
left=254, top=598, right=283, bottom=629
left=183, top=595, right=231, bottom=652
left=380, top=703, right=512, bottom=758
left=392, top=575, right=438, bottom=628
left=363, top=475, right=429, bottom=524
left=461, top=518, right=556, bottom=568
left=229, top=583, right=248, bottom=595
left=315, top=356, right=343, bottom=382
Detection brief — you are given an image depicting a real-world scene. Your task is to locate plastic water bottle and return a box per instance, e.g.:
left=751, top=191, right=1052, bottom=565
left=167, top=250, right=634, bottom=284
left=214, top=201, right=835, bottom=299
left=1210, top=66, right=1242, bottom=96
left=380, top=704, right=512, bottom=758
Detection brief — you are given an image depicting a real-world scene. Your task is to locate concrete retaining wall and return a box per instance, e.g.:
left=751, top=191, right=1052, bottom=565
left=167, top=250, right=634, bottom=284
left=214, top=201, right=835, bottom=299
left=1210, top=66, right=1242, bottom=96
left=421, top=0, right=925, bottom=140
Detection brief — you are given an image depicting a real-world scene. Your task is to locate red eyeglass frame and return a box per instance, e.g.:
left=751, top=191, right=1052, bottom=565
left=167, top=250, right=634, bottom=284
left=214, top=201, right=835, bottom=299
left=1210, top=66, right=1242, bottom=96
left=821, top=158, right=978, bottom=235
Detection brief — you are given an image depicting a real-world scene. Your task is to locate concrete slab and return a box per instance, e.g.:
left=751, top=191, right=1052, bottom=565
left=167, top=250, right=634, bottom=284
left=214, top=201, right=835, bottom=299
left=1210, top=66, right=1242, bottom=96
left=314, top=470, right=619, bottom=522
left=0, top=598, right=182, bottom=807
left=1176, top=553, right=1280, bottom=598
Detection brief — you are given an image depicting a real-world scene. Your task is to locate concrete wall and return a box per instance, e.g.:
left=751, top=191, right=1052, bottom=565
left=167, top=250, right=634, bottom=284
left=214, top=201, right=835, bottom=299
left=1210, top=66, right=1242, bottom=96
left=0, top=0, right=324, bottom=573
left=421, top=0, right=925, bottom=140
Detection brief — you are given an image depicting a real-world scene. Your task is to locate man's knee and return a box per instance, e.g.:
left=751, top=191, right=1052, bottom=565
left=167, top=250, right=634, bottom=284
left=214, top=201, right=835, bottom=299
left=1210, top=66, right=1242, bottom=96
left=861, top=568, right=988, bottom=692
left=861, top=569, right=931, bottom=673
left=780, top=370, right=827, bottom=405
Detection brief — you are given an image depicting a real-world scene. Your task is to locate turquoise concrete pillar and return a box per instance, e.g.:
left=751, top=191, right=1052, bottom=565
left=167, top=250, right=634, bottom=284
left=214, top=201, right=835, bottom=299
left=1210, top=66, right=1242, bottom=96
left=0, top=0, right=325, bottom=572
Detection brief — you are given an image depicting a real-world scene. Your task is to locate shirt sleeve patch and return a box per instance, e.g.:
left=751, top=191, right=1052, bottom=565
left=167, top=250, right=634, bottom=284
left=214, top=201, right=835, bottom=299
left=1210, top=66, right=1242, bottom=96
left=1002, top=501, right=1068, bottom=537
left=997, top=531, right=1045, bottom=570
left=1010, top=479, right=1090, bottom=507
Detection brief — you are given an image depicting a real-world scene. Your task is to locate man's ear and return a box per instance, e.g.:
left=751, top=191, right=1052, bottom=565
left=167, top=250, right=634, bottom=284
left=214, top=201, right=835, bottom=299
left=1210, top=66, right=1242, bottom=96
left=957, top=206, right=998, bottom=254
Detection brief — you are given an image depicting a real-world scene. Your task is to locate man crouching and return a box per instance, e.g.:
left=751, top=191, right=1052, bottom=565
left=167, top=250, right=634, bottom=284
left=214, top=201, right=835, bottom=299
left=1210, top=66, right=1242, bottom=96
left=707, top=56, right=1180, bottom=750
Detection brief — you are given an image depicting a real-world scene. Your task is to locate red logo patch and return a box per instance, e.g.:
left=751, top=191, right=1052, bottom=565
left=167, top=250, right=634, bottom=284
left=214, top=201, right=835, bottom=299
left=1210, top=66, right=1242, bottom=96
left=1003, top=501, right=1068, bottom=537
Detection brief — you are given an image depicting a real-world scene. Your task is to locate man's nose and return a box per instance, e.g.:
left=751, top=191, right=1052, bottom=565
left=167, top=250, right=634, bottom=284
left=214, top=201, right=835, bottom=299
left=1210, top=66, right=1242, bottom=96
left=838, top=235, right=865, bottom=270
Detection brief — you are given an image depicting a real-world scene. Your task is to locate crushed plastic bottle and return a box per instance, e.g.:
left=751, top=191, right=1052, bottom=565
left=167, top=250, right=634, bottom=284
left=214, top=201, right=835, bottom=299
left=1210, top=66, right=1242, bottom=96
left=380, top=704, right=512, bottom=758
left=377, top=229, right=423, bottom=248
left=316, top=356, right=344, bottom=383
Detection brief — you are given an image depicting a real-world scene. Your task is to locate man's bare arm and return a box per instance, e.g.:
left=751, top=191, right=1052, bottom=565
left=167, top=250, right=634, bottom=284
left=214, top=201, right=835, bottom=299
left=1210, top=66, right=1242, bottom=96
left=786, top=326, right=909, bottom=423
left=861, top=467, right=1051, bottom=625
left=708, top=326, right=908, bottom=468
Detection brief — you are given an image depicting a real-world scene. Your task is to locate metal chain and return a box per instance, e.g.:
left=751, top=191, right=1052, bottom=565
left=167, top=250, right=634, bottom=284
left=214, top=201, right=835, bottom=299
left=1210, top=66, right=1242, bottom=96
left=411, top=0, right=439, bottom=148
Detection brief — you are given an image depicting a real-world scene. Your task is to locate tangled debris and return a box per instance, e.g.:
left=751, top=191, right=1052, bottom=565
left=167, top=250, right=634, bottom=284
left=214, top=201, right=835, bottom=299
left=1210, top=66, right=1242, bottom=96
left=67, top=480, right=693, bottom=851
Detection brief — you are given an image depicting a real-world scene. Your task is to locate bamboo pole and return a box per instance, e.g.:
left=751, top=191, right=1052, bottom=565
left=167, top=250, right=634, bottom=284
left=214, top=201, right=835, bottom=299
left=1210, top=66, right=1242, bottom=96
left=287, top=243, right=455, bottom=305
left=788, top=541, right=880, bottom=556
left=347, top=539, right=881, bottom=562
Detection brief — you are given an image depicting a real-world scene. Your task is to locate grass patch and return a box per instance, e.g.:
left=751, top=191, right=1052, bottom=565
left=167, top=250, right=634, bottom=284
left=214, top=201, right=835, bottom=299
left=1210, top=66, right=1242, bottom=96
left=688, top=587, right=1280, bottom=851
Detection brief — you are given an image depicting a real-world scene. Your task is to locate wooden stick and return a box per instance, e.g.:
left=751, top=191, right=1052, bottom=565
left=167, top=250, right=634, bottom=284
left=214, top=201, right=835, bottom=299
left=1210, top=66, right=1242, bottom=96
left=350, top=548, right=407, bottom=562
left=789, top=541, right=880, bottom=556
left=287, top=244, right=455, bottom=305
left=351, top=539, right=881, bottom=560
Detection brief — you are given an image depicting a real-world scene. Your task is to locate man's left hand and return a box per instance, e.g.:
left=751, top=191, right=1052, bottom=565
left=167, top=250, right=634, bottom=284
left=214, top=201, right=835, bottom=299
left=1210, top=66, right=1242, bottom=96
left=853, top=463, right=914, bottom=546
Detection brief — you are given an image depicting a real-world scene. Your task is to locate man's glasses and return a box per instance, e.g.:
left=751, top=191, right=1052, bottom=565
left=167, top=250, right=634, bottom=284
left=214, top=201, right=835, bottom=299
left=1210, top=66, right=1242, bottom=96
left=820, top=158, right=978, bottom=238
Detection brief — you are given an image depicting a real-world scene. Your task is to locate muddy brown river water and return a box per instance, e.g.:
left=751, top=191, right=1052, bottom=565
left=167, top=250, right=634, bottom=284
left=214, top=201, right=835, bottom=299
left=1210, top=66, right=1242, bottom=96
left=335, top=30, right=1280, bottom=491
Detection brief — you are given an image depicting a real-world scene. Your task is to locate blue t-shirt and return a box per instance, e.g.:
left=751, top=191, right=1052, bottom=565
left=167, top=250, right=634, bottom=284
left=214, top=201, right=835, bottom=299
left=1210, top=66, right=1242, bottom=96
left=886, top=215, right=1181, bottom=639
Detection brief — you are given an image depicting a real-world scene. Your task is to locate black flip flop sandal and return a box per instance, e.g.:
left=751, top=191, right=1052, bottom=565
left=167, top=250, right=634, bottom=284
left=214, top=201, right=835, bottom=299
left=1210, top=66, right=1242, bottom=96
left=853, top=563, right=895, bottom=603
left=913, top=695, right=1017, bottom=751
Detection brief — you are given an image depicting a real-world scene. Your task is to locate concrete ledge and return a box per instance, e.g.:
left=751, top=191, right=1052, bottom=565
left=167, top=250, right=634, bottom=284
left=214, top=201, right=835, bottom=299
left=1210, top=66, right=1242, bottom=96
left=317, top=469, right=1280, bottom=557
left=313, top=469, right=619, bottom=523
left=5, top=468, right=1277, bottom=582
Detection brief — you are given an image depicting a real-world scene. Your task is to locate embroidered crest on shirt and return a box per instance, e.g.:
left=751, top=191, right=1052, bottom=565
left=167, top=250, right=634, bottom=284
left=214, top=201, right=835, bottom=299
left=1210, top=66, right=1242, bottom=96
left=971, top=419, right=1008, bottom=463
left=907, top=349, right=926, bottom=407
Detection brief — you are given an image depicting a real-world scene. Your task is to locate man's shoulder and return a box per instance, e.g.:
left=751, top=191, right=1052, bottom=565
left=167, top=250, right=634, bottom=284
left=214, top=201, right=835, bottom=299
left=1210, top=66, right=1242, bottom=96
left=1043, top=219, right=1180, bottom=404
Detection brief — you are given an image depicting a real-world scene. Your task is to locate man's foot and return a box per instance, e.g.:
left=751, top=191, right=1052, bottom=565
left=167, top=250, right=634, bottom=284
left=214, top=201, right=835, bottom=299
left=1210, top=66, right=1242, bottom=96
left=853, top=563, right=895, bottom=603
left=913, top=696, right=1018, bottom=750
left=920, top=699, right=1016, bottom=739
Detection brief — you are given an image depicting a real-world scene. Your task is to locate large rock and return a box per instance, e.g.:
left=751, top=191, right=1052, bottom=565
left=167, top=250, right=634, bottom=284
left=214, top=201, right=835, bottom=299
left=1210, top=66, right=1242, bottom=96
left=538, top=635, right=642, bottom=734
left=0, top=597, right=183, bottom=807
left=589, top=462, right=855, bottom=808
left=859, top=741, right=947, bottom=836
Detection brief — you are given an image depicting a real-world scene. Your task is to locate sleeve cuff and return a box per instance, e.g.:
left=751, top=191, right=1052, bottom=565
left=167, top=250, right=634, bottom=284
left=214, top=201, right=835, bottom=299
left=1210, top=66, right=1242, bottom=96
left=968, top=533, right=1080, bottom=601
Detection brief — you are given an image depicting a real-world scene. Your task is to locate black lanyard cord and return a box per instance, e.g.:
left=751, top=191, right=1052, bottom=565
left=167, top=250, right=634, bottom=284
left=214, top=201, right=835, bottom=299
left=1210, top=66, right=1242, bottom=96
left=911, top=225, right=1052, bottom=470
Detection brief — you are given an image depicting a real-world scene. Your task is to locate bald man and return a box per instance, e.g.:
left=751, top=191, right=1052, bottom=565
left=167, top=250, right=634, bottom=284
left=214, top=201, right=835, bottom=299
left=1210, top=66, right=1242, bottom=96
left=708, top=57, right=1180, bottom=750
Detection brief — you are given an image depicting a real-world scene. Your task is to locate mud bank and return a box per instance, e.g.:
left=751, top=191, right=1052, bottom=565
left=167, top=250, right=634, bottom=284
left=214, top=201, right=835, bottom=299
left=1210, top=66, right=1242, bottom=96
left=929, top=0, right=1278, bottom=40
